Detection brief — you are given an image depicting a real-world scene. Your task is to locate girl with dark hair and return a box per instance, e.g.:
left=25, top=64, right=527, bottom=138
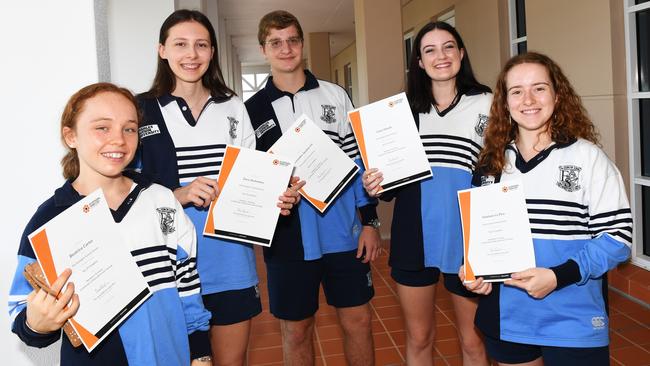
left=462, top=52, right=631, bottom=366
left=8, top=83, right=213, bottom=365
left=136, top=9, right=301, bottom=366
left=363, top=21, right=491, bottom=365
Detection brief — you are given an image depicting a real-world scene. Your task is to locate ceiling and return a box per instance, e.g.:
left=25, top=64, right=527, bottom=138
left=217, top=0, right=356, bottom=67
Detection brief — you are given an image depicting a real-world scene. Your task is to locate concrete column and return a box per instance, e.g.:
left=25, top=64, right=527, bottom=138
left=308, top=32, right=332, bottom=81
left=354, top=0, right=404, bottom=104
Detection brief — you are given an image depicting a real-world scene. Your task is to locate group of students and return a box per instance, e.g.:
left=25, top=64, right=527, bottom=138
left=8, top=7, right=632, bottom=366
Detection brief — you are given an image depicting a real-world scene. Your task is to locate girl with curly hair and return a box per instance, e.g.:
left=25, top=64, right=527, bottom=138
left=463, top=52, right=631, bottom=366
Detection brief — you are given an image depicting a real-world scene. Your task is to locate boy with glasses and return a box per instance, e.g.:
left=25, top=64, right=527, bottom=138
left=245, top=10, right=381, bottom=366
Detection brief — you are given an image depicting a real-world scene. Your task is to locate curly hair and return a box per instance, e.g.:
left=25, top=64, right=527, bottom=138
left=477, top=52, right=599, bottom=176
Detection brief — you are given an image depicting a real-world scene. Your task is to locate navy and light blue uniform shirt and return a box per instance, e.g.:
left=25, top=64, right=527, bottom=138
left=473, top=138, right=632, bottom=348
left=8, top=173, right=211, bottom=365
left=245, top=70, right=378, bottom=262
left=136, top=94, right=258, bottom=294
left=387, top=91, right=492, bottom=273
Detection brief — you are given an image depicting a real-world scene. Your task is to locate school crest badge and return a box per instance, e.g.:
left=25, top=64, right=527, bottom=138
left=320, top=105, right=336, bottom=124
left=474, top=113, right=489, bottom=137
left=227, top=116, right=239, bottom=139
left=556, top=165, right=581, bottom=192
left=156, top=207, right=176, bottom=235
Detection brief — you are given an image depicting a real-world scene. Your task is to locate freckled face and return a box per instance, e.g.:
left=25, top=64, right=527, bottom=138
left=506, top=63, right=557, bottom=135
left=63, top=92, right=139, bottom=181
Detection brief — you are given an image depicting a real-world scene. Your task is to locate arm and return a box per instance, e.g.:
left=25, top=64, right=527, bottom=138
left=173, top=200, right=212, bottom=361
left=506, top=157, right=632, bottom=298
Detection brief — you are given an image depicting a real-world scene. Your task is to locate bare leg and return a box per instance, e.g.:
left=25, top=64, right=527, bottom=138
left=336, top=303, right=374, bottom=366
left=449, top=293, right=489, bottom=366
left=396, top=283, right=436, bottom=366
left=209, top=320, right=251, bottom=366
left=280, top=317, right=316, bottom=366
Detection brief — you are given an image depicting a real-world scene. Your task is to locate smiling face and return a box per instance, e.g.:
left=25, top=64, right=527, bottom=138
left=417, top=29, right=464, bottom=84
left=63, top=92, right=138, bottom=184
left=261, top=25, right=304, bottom=75
left=159, top=20, right=214, bottom=86
left=506, top=62, right=557, bottom=137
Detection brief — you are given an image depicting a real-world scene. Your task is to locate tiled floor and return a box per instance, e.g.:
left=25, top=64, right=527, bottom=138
left=248, top=245, right=650, bottom=365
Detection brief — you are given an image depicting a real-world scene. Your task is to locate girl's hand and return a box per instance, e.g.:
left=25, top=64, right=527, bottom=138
left=362, top=168, right=383, bottom=197
left=277, top=176, right=305, bottom=216
left=459, top=265, right=492, bottom=295
left=26, top=268, right=80, bottom=333
left=357, top=226, right=381, bottom=263
left=505, top=268, right=557, bottom=299
left=174, top=177, right=219, bottom=208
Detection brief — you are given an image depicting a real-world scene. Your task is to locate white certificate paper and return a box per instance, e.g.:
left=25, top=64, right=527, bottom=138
left=458, top=179, right=536, bottom=283
left=203, top=146, right=293, bottom=246
left=29, top=189, right=151, bottom=352
left=269, top=114, right=359, bottom=213
left=348, top=92, right=432, bottom=193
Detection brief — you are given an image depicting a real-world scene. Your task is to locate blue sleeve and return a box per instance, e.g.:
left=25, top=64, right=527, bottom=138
left=9, top=214, right=62, bottom=348
left=173, top=200, right=211, bottom=359
left=570, top=163, right=632, bottom=285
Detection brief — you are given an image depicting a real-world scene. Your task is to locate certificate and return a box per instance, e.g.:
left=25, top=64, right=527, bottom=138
left=203, top=146, right=293, bottom=246
left=348, top=92, right=432, bottom=193
left=28, top=189, right=151, bottom=352
left=458, top=179, right=536, bottom=283
left=269, top=114, right=359, bottom=213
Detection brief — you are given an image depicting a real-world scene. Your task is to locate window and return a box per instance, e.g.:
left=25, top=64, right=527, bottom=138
left=241, top=72, right=269, bottom=101
left=509, top=0, right=527, bottom=55
left=625, top=0, right=650, bottom=267
left=404, top=31, right=414, bottom=84
left=438, top=9, right=455, bottom=27
left=344, top=63, right=353, bottom=99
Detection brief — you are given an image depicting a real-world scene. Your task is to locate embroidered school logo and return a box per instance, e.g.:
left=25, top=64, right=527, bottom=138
left=557, top=165, right=582, bottom=192
left=366, top=271, right=373, bottom=287
left=254, top=285, right=260, bottom=298
left=591, top=316, right=606, bottom=329
left=474, top=114, right=489, bottom=137
left=320, top=105, right=336, bottom=124
left=227, top=116, right=239, bottom=139
left=156, top=207, right=176, bottom=235
left=139, top=124, right=161, bottom=139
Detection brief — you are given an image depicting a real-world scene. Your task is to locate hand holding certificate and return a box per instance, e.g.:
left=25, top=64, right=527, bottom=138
left=269, top=114, right=359, bottom=212
left=28, top=189, right=151, bottom=352
left=203, top=146, right=293, bottom=246
left=458, top=179, right=536, bottom=283
left=348, top=92, right=432, bottom=193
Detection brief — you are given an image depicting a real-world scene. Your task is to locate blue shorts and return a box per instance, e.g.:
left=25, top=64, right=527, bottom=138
left=390, top=268, right=477, bottom=298
left=265, top=250, right=374, bottom=321
left=202, top=285, right=262, bottom=325
left=484, top=335, right=609, bottom=365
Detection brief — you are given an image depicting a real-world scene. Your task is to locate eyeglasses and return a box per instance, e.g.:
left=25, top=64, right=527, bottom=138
left=264, top=37, right=303, bottom=50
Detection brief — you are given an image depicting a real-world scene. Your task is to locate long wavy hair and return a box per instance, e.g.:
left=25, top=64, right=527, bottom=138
left=407, top=21, right=490, bottom=114
left=61, top=83, right=139, bottom=180
left=477, top=52, right=599, bottom=175
left=145, top=9, right=234, bottom=99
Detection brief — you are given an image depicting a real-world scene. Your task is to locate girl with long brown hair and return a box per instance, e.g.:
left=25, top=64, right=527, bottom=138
left=463, top=52, right=631, bottom=365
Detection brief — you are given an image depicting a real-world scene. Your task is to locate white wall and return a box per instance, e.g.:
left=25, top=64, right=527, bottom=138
left=107, top=0, right=175, bottom=94
left=0, top=2, right=100, bottom=364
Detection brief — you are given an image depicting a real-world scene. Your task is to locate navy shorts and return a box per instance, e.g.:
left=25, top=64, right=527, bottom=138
left=265, top=250, right=374, bottom=321
left=391, top=268, right=477, bottom=298
left=484, top=335, right=610, bottom=365
left=202, top=285, right=262, bottom=326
